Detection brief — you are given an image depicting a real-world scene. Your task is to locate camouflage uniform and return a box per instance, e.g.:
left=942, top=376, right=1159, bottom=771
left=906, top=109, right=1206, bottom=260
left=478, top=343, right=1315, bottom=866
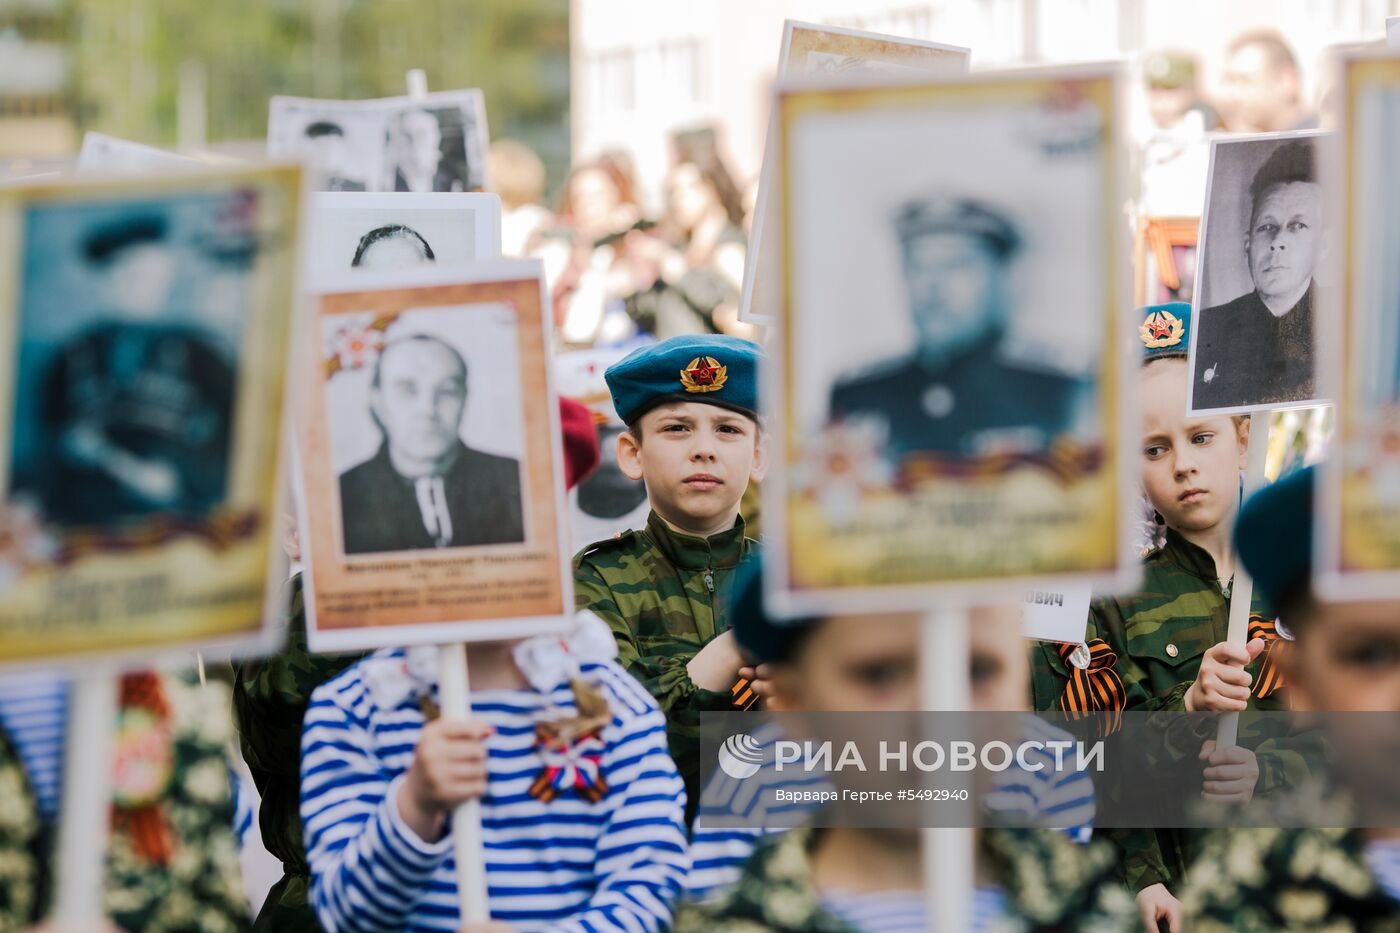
left=0, top=727, right=40, bottom=930
left=574, top=510, right=756, bottom=823
left=1029, top=527, right=1295, bottom=893
left=0, top=674, right=247, bottom=932
left=1182, top=828, right=1400, bottom=931
left=232, top=575, right=364, bottom=931
left=673, top=826, right=1137, bottom=931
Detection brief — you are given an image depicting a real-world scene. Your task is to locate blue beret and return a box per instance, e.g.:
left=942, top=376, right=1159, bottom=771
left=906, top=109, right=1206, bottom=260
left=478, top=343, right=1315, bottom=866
left=730, top=554, right=820, bottom=665
left=1139, top=302, right=1192, bottom=361
left=894, top=196, right=1020, bottom=257
left=1235, top=466, right=1314, bottom=612
left=604, top=334, right=763, bottom=427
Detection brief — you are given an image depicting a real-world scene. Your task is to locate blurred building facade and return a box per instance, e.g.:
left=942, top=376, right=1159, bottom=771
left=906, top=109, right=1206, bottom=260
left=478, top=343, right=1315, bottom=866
left=571, top=0, right=1396, bottom=206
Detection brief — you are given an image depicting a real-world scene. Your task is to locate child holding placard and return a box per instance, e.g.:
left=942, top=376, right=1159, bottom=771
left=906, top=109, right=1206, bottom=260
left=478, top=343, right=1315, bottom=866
left=1183, top=468, right=1400, bottom=929
left=573, top=334, right=767, bottom=823
left=677, top=557, right=1134, bottom=931
left=300, top=613, right=688, bottom=932
left=1031, top=303, right=1294, bottom=930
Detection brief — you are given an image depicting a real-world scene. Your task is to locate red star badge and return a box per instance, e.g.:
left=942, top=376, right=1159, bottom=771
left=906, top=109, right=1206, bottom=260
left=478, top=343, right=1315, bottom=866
left=688, top=360, right=717, bottom=385
left=1146, top=315, right=1173, bottom=340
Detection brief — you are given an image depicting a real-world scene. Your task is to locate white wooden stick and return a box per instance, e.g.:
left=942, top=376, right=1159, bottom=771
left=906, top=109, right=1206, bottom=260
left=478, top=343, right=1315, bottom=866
left=52, top=666, right=118, bottom=927
left=438, top=643, right=491, bottom=924
left=921, top=607, right=972, bottom=933
left=1215, top=412, right=1272, bottom=748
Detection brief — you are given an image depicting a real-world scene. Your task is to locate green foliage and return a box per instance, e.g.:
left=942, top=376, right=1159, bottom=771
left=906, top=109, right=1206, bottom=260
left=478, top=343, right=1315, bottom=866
left=69, top=0, right=569, bottom=182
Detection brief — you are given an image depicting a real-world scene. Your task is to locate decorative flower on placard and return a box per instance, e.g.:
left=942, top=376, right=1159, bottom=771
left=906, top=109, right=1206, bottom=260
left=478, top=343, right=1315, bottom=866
left=0, top=500, right=58, bottom=586
left=326, top=323, right=387, bottom=377
left=793, top=419, right=894, bottom=526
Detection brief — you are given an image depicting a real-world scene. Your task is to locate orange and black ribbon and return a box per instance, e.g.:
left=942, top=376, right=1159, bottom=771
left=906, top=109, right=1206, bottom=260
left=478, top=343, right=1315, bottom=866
left=731, top=677, right=761, bottom=712
left=1249, top=615, right=1286, bottom=699
left=1057, top=638, right=1125, bottom=736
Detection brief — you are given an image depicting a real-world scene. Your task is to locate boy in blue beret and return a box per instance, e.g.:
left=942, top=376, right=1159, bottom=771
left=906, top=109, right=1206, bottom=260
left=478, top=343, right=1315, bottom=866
left=1182, top=467, right=1400, bottom=930
left=574, top=334, right=767, bottom=823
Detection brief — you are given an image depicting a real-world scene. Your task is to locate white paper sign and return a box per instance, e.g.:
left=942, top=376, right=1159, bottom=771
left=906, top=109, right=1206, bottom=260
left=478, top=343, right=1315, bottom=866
left=1019, top=583, right=1094, bottom=645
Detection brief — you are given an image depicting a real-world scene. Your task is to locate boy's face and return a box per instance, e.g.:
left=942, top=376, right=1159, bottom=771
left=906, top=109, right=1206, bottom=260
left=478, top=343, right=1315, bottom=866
left=767, top=605, right=1028, bottom=713
left=1285, top=599, right=1400, bottom=713
left=1140, top=359, right=1249, bottom=534
left=617, top=401, right=765, bottom=535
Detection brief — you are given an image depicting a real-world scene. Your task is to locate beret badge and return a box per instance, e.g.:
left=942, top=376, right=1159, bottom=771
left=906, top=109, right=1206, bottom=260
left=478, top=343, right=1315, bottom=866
left=679, top=356, right=728, bottom=393
left=1140, top=309, right=1185, bottom=350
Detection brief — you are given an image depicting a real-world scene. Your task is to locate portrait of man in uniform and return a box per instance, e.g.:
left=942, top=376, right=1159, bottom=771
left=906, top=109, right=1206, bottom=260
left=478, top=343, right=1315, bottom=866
left=338, top=334, right=525, bottom=554
left=828, top=197, right=1084, bottom=460
left=1193, top=137, right=1323, bottom=410
left=19, top=214, right=235, bottom=528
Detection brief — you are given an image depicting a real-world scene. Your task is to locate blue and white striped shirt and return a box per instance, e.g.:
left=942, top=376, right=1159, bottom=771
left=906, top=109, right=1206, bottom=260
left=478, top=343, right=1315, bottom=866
left=0, top=673, right=69, bottom=822
left=302, top=649, right=688, bottom=933
left=687, top=714, right=1095, bottom=900
left=823, top=887, right=1008, bottom=932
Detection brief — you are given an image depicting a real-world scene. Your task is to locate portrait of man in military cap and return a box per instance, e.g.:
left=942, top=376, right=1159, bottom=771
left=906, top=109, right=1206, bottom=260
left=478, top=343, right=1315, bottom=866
left=828, top=196, right=1086, bottom=461
left=1192, top=134, right=1325, bottom=412
left=9, top=204, right=239, bottom=529
left=337, top=330, right=525, bottom=555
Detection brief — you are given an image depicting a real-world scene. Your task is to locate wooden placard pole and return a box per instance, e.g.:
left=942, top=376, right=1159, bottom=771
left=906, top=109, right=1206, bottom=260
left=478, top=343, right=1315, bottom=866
left=438, top=643, right=491, bottom=923
left=405, top=66, right=493, bottom=925
left=1215, top=413, right=1271, bottom=748
left=921, top=607, right=972, bottom=932
left=52, top=664, right=118, bottom=927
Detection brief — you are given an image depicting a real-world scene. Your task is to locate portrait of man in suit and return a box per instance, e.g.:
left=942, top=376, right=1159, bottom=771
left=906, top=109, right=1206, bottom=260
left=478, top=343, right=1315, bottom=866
left=338, top=334, right=525, bottom=554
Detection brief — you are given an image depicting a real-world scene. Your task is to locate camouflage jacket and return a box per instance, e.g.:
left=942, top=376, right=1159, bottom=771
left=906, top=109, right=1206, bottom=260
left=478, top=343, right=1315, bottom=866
left=573, top=510, right=756, bottom=821
left=1029, top=528, right=1298, bottom=894
left=0, top=673, right=248, bottom=932
left=1183, top=828, right=1400, bottom=931
left=673, top=826, right=1136, bottom=932
left=232, top=574, right=364, bottom=930
left=0, top=725, right=40, bottom=930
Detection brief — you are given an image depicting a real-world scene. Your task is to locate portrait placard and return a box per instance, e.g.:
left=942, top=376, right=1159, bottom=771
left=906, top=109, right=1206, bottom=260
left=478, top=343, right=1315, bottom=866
left=308, top=192, right=502, bottom=286
left=295, top=261, right=571, bottom=651
left=78, top=132, right=191, bottom=172
left=1319, top=52, right=1400, bottom=599
left=739, top=21, right=969, bottom=323
left=1188, top=131, right=1330, bottom=415
left=0, top=165, right=304, bottom=665
left=766, top=66, right=1134, bottom=614
left=268, top=89, right=489, bottom=194
left=553, top=345, right=653, bottom=553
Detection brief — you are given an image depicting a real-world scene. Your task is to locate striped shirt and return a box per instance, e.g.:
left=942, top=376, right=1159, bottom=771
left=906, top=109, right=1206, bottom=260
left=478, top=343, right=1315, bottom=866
left=687, top=714, right=1094, bottom=899
left=0, top=673, right=69, bottom=822
left=302, top=649, right=688, bottom=932
left=823, top=887, right=1008, bottom=932
left=1365, top=838, right=1400, bottom=905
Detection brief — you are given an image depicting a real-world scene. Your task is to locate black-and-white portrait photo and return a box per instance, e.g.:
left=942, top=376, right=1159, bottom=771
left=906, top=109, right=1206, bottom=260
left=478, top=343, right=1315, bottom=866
left=269, top=90, right=489, bottom=194
left=308, top=192, right=502, bottom=286
left=8, top=193, right=250, bottom=529
left=1191, top=132, right=1328, bottom=412
left=553, top=346, right=651, bottom=552
left=785, top=86, right=1105, bottom=470
left=326, top=306, right=526, bottom=555
left=828, top=196, right=1087, bottom=460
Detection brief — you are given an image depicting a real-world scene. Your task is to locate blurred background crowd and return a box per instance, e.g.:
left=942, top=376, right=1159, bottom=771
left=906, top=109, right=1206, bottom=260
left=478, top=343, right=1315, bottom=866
left=2, top=0, right=1397, bottom=350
